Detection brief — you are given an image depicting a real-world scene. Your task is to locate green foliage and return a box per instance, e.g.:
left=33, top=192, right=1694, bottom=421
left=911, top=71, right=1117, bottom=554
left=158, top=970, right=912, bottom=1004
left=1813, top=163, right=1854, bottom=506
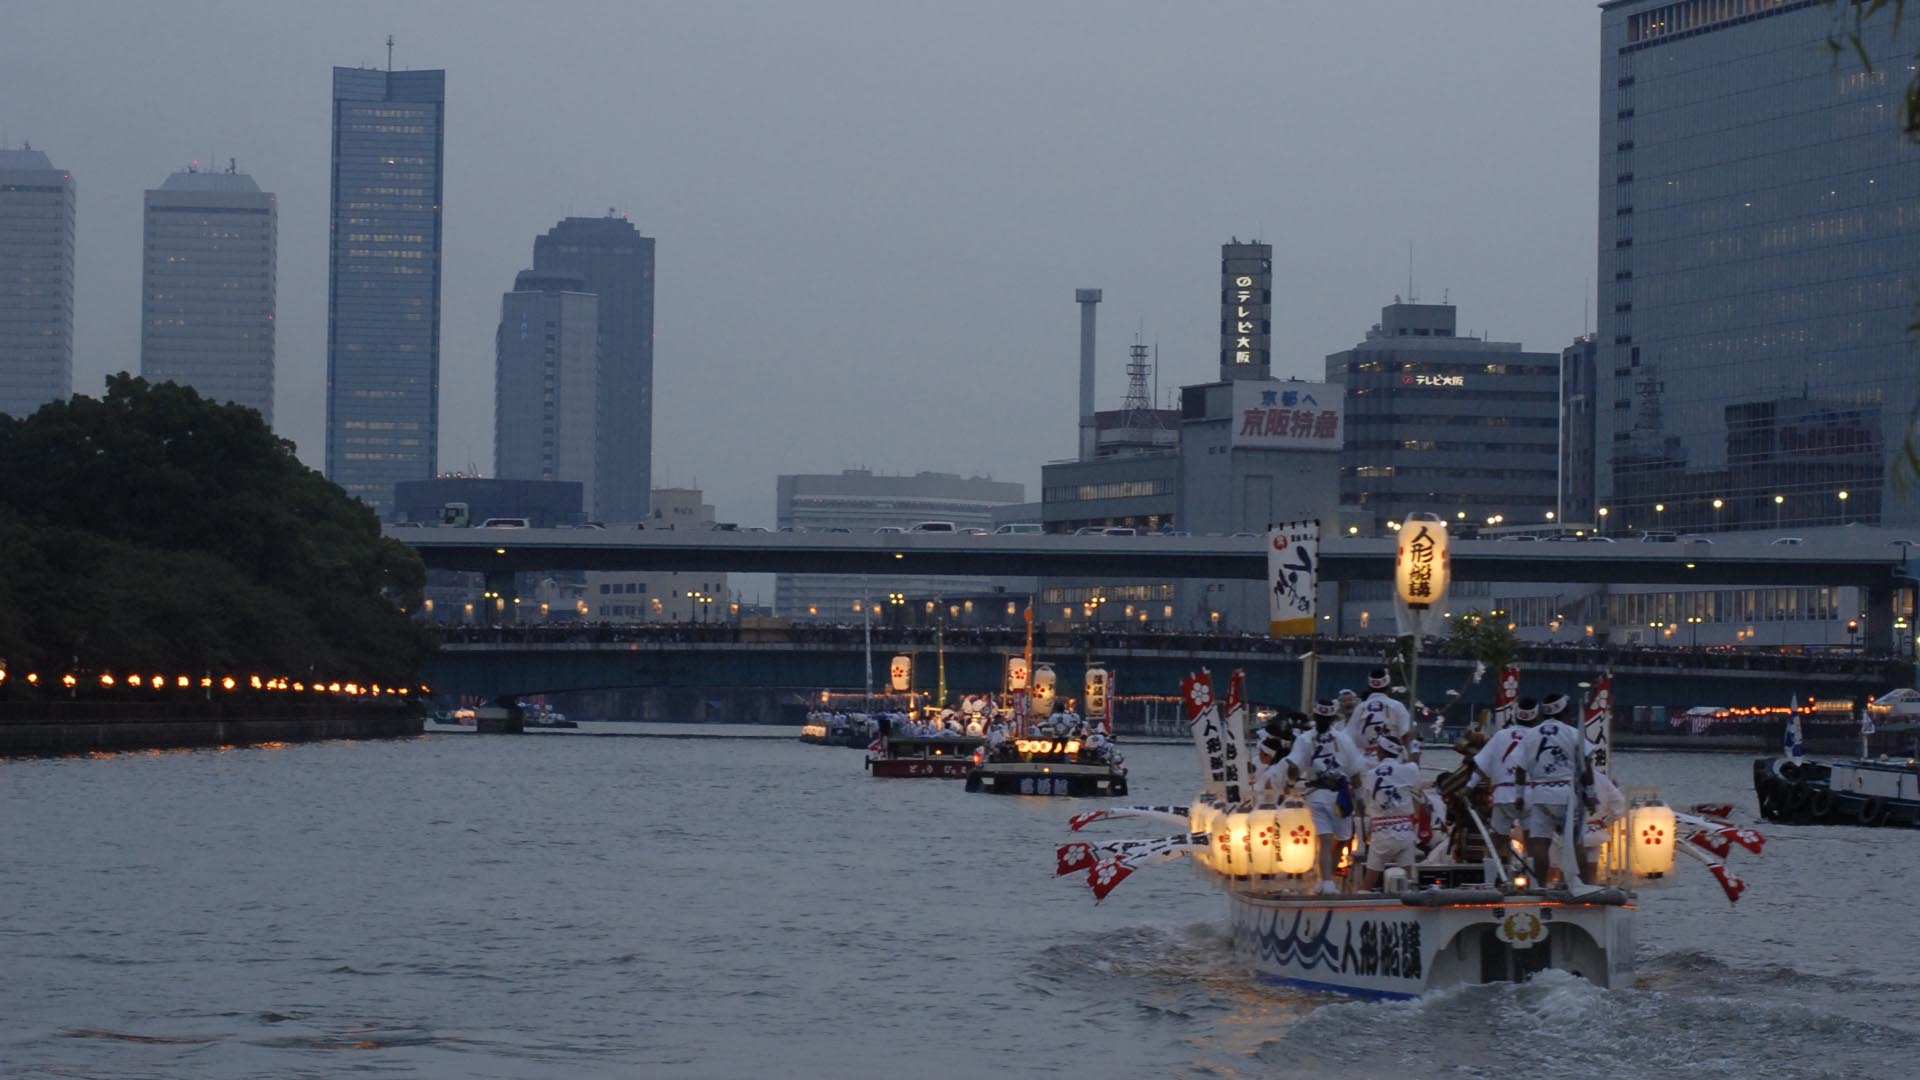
left=0, top=376, right=428, bottom=682
left=1446, top=610, right=1519, bottom=676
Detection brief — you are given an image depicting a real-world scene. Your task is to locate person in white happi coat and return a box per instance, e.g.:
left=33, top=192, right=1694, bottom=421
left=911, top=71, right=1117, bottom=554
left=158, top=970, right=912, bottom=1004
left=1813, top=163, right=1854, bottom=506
left=1553, top=760, right=1626, bottom=879
left=1345, top=668, right=1412, bottom=761
left=1512, top=692, right=1594, bottom=884
left=1358, top=734, right=1426, bottom=891
left=1281, top=699, right=1367, bottom=894
left=1470, top=697, right=1537, bottom=866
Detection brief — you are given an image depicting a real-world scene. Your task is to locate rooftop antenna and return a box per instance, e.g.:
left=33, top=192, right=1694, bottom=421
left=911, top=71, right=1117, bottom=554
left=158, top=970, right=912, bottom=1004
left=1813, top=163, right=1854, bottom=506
left=386, top=35, right=395, bottom=72
left=1407, top=242, right=1416, bottom=304
left=1583, top=279, right=1590, bottom=336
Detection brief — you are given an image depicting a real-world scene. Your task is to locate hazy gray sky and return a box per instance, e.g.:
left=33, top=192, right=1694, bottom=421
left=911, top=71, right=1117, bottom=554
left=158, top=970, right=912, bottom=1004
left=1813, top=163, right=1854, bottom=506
left=3, top=1, right=1598, bottom=528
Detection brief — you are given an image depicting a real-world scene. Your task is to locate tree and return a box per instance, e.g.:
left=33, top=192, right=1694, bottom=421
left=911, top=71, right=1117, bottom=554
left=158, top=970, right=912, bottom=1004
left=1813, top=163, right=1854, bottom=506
left=0, top=376, right=429, bottom=684
left=1446, top=610, right=1519, bottom=678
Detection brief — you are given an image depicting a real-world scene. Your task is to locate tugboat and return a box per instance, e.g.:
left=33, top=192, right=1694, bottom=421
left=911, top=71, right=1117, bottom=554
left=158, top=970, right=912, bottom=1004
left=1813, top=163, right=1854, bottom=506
left=1754, top=692, right=1920, bottom=826
left=864, top=728, right=982, bottom=779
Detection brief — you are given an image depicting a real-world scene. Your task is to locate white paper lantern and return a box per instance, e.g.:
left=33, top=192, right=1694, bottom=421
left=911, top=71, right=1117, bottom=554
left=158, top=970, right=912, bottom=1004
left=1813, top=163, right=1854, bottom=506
left=1628, top=802, right=1678, bottom=878
left=1395, top=515, right=1451, bottom=610
left=889, top=655, right=912, bottom=692
left=1246, top=803, right=1283, bottom=876
left=1275, top=798, right=1318, bottom=875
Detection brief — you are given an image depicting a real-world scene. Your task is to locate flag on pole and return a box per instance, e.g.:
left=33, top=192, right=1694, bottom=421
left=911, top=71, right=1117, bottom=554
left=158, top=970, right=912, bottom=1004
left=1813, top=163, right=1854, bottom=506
left=1268, top=521, right=1319, bottom=636
left=1785, top=696, right=1805, bottom=763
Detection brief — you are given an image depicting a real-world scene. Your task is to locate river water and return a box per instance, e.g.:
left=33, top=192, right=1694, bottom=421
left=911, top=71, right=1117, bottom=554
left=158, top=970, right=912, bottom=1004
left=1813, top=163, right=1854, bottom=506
left=4, top=731, right=1914, bottom=1079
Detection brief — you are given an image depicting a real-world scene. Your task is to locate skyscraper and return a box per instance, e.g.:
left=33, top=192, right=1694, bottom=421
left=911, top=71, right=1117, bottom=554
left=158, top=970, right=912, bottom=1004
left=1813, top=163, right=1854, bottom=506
left=495, top=269, right=598, bottom=511
left=531, top=214, right=655, bottom=522
left=0, top=148, right=75, bottom=418
left=1219, top=240, right=1272, bottom=381
left=326, top=66, right=445, bottom=518
left=1596, top=1, right=1920, bottom=533
left=141, top=163, right=277, bottom=424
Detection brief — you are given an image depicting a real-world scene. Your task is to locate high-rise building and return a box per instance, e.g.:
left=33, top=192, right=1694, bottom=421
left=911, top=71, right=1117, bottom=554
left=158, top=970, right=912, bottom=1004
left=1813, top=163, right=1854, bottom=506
left=1596, top=1, right=1920, bottom=534
left=495, top=269, right=598, bottom=511
left=326, top=66, right=446, bottom=518
left=775, top=469, right=1025, bottom=618
left=531, top=214, right=655, bottom=523
left=1219, top=240, right=1272, bottom=381
left=1559, top=334, right=1599, bottom=527
left=140, top=163, right=276, bottom=423
left=0, top=148, right=75, bottom=418
left=1325, top=300, right=1561, bottom=531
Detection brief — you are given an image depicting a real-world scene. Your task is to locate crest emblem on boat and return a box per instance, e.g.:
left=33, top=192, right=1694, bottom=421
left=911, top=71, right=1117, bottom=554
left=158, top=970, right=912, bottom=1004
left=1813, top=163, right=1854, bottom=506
left=1496, top=912, right=1545, bottom=947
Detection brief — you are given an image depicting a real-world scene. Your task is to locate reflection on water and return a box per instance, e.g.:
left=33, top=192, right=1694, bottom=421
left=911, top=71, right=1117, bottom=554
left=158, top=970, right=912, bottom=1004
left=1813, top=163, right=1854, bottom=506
left=2, top=737, right=1913, bottom=1078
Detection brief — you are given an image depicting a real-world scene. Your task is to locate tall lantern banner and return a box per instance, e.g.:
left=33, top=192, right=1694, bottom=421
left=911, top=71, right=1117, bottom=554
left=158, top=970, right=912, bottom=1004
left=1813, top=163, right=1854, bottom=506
left=1583, top=674, right=1614, bottom=776
left=1222, top=669, right=1251, bottom=801
left=1084, top=663, right=1111, bottom=734
left=889, top=655, right=912, bottom=693
left=1494, top=666, right=1521, bottom=730
left=1268, top=520, right=1320, bottom=637
left=1183, top=669, right=1231, bottom=800
left=1394, top=515, right=1451, bottom=638
left=1006, top=656, right=1030, bottom=693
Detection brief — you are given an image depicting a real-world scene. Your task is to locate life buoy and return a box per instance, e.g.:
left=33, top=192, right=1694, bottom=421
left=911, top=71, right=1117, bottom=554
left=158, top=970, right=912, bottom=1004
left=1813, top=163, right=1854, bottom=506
left=1857, top=797, right=1887, bottom=826
left=1808, top=789, right=1834, bottom=818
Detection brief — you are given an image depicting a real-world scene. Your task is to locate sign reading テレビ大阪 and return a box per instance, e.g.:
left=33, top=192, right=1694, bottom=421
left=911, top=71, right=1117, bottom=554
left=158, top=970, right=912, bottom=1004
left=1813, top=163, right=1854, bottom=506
left=1231, top=381, right=1344, bottom=449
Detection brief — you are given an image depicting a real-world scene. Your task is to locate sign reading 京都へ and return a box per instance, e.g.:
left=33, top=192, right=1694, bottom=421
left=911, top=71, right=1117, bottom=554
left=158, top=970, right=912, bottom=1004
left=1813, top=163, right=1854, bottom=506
left=1394, top=517, right=1451, bottom=611
left=1268, top=520, right=1319, bottom=636
left=1231, top=381, right=1344, bottom=449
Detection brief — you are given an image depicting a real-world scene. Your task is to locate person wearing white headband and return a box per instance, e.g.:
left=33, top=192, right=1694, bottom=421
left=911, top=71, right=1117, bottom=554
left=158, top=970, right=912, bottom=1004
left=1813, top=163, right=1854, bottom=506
left=1281, top=699, right=1366, bottom=894
left=1358, top=733, right=1425, bottom=891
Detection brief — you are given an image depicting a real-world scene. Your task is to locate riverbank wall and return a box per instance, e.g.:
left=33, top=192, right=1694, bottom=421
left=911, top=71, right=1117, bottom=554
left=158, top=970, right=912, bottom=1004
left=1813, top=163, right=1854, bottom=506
left=0, top=699, right=424, bottom=757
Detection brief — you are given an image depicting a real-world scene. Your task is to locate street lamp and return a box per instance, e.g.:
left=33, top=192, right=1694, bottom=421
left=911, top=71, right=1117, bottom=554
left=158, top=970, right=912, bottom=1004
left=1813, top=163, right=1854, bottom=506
left=1686, top=615, right=1703, bottom=649
left=1597, top=507, right=1609, bottom=535
left=1847, top=618, right=1860, bottom=651
left=1774, top=493, right=1786, bottom=529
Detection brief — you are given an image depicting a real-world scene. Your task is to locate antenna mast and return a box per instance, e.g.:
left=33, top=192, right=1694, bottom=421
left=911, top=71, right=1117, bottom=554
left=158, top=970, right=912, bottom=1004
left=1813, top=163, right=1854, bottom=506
left=386, top=35, right=395, bottom=72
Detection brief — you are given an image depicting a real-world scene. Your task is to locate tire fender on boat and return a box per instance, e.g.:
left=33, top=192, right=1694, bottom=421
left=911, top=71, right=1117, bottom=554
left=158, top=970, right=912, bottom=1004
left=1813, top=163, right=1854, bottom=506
left=1785, top=782, right=1812, bottom=812
left=1808, top=789, right=1834, bottom=818
left=1857, top=797, right=1887, bottom=826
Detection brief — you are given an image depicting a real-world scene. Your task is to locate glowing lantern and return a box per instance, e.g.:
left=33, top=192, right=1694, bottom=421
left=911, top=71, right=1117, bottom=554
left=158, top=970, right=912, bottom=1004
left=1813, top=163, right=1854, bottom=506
left=151, top=674, right=164, bottom=690
left=889, top=655, right=912, bottom=692
left=1006, top=656, right=1029, bottom=693
left=1084, top=664, right=1111, bottom=726
left=1275, top=798, right=1318, bottom=875
left=1189, top=795, right=1216, bottom=835
left=1031, top=664, right=1057, bottom=716
left=177, top=675, right=190, bottom=688
left=1394, top=514, right=1452, bottom=610
left=1213, top=807, right=1253, bottom=877
left=129, top=674, right=143, bottom=687
left=62, top=674, right=78, bottom=689
left=99, top=673, right=115, bottom=687
left=221, top=677, right=236, bottom=690
left=1246, top=803, right=1283, bottom=876
left=1628, top=801, right=1678, bottom=878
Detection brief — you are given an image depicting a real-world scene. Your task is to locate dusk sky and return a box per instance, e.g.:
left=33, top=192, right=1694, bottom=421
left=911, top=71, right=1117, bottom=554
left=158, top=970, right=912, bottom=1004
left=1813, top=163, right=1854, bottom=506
left=4, top=1, right=1600, bottom=528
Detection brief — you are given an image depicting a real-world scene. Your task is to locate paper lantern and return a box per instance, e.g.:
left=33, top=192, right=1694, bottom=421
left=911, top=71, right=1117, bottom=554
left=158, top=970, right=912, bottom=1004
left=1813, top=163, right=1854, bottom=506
left=1084, top=664, right=1111, bottom=724
left=1395, top=514, right=1451, bottom=610
left=1628, top=802, right=1677, bottom=878
left=1213, top=807, right=1254, bottom=877
left=1275, top=798, right=1318, bottom=875
left=1246, top=803, right=1283, bottom=876
left=1031, top=664, right=1057, bottom=716
left=889, top=655, right=912, bottom=692
left=1189, top=795, right=1216, bottom=835
left=1006, top=656, right=1029, bottom=692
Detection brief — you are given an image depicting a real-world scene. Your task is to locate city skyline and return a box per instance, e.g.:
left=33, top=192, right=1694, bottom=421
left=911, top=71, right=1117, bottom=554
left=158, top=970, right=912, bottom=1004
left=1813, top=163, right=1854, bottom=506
left=7, top=3, right=1624, bottom=527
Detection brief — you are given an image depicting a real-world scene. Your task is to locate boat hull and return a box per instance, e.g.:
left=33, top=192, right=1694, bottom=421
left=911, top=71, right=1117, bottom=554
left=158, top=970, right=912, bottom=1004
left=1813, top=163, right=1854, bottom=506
left=867, top=757, right=972, bottom=779
left=1228, top=887, right=1633, bottom=999
left=964, top=762, right=1128, bottom=797
left=1754, top=755, right=1920, bottom=826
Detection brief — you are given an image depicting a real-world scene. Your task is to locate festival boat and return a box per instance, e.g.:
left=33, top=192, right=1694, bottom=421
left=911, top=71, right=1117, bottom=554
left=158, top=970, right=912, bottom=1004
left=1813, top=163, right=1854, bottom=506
left=964, top=733, right=1129, bottom=797
left=1753, top=690, right=1920, bottom=827
left=1056, top=666, right=1762, bottom=998
left=863, top=732, right=982, bottom=779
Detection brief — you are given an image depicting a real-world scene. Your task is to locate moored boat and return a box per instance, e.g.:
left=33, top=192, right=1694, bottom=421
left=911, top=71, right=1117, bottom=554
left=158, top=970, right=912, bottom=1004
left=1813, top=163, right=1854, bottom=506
left=964, top=732, right=1129, bottom=797
left=1752, top=690, right=1920, bottom=826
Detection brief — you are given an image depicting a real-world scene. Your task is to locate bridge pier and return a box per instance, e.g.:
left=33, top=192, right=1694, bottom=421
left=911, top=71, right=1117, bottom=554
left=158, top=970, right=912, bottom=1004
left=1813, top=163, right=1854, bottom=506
left=484, top=570, right=518, bottom=624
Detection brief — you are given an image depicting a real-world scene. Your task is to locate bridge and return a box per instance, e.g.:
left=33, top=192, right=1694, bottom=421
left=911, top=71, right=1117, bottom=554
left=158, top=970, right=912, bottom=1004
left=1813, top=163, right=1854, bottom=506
left=422, top=630, right=1902, bottom=725
left=394, top=525, right=1920, bottom=650
left=393, top=525, right=1917, bottom=587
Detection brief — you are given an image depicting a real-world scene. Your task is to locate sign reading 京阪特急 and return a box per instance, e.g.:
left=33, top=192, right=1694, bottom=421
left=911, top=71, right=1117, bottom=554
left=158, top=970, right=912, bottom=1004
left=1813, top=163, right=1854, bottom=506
left=1231, top=381, right=1344, bottom=450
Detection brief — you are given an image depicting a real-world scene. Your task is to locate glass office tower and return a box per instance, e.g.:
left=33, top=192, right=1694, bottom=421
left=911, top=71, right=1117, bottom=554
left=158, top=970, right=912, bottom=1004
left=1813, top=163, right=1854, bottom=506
left=325, top=67, right=445, bottom=518
left=141, top=166, right=277, bottom=425
left=0, top=148, right=74, bottom=418
left=1596, top=0, right=1920, bottom=534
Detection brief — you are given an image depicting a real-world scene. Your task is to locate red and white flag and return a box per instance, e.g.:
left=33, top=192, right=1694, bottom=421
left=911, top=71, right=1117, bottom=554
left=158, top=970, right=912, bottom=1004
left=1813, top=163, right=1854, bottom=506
left=1726, top=827, right=1765, bottom=855
left=1688, top=829, right=1733, bottom=858
left=1068, top=805, right=1190, bottom=832
left=1689, top=802, right=1733, bottom=821
left=1086, top=857, right=1135, bottom=903
left=1709, top=863, right=1748, bottom=904
left=1056, top=842, right=1097, bottom=876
